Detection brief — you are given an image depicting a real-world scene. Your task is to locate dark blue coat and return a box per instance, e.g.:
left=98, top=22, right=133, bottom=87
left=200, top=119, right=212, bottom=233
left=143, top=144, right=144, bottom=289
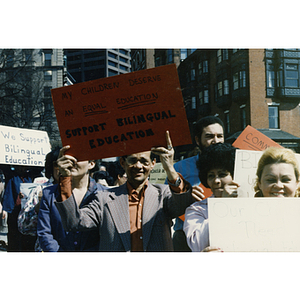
left=37, top=178, right=107, bottom=252
left=2, top=175, right=32, bottom=213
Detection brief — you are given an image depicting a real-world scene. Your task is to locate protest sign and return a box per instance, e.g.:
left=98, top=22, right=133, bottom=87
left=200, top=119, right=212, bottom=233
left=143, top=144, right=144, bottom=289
left=51, top=64, right=192, bottom=161
left=208, top=197, right=300, bottom=251
left=20, top=183, right=40, bottom=209
left=234, top=149, right=300, bottom=197
left=233, top=125, right=282, bottom=150
left=0, top=125, right=51, bottom=166
left=149, top=162, right=167, bottom=184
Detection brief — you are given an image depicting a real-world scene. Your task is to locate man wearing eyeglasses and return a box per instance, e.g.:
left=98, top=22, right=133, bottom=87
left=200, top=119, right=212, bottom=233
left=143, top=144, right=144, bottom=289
left=55, top=131, right=195, bottom=251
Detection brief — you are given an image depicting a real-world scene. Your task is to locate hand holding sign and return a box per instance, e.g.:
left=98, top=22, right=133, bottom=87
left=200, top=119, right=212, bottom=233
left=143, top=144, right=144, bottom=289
left=222, top=180, right=240, bottom=197
left=57, top=145, right=77, bottom=177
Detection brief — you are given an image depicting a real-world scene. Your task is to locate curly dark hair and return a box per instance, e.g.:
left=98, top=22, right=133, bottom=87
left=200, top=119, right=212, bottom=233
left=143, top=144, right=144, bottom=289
left=197, top=143, right=236, bottom=188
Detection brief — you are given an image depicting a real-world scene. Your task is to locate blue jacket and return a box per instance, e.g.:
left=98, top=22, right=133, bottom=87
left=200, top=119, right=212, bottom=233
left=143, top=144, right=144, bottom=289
left=3, top=175, right=32, bottom=213
left=37, top=178, right=107, bottom=252
left=165, top=155, right=201, bottom=231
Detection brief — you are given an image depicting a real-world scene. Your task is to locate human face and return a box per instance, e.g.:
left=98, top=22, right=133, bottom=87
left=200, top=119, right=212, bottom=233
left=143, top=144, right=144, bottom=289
left=207, top=168, right=233, bottom=197
left=258, top=163, right=299, bottom=197
left=196, top=123, right=224, bottom=149
left=69, top=160, right=95, bottom=178
left=120, top=151, right=155, bottom=188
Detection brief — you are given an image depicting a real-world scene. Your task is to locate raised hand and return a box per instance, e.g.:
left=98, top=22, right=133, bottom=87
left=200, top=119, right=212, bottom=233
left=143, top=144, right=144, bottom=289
left=56, top=145, right=77, bottom=177
left=151, top=131, right=178, bottom=181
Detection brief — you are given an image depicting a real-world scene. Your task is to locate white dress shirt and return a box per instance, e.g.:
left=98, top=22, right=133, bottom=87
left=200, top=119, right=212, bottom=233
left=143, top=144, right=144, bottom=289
left=183, top=196, right=214, bottom=252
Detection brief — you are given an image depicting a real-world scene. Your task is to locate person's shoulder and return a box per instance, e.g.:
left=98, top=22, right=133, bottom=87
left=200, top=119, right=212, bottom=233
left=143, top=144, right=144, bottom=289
left=147, top=182, right=170, bottom=194
left=43, top=183, right=58, bottom=194
left=188, top=198, right=208, bottom=210
left=174, top=155, right=198, bottom=167
left=95, top=182, right=110, bottom=191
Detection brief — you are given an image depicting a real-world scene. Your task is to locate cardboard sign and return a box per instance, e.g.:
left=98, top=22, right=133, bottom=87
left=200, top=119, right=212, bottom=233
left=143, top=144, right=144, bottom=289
left=208, top=197, right=300, bottom=252
left=20, top=183, right=40, bottom=209
left=149, top=162, right=167, bottom=184
left=0, top=125, right=51, bottom=166
left=234, top=149, right=300, bottom=197
left=51, top=64, right=192, bottom=161
left=232, top=125, right=283, bottom=151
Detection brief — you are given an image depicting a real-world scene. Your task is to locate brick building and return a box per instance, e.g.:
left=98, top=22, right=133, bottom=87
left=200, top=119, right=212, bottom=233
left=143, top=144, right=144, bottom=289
left=178, top=49, right=300, bottom=154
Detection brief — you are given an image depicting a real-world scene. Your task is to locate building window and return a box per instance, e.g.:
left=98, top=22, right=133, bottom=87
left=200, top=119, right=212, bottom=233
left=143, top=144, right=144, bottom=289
left=203, top=60, right=208, bottom=73
left=217, top=49, right=222, bottom=63
left=199, top=91, right=203, bottom=105
left=241, top=105, right=247, bottom=129
left=108, top=61, right=117, bottom=67
left=119, top=56, right=128, bottom=63
left=119, top=49, right=129, bottom=56
left=224, top=111, right=230, bottom=133
left=204, top=90, right=209, bottom=103
left=269, top=106, right=279, bottom=129
left=180, top=49, right=187, bottom=61
left=108, top=69, right=118, bottom=77
left=224, top=79, right=229, bottom=95
left=45, top=53, right=52, bottom=66
left=223, top=49, right=228, bottom=60
left=239, top=70, right=247, bottom=88
left=267, top=64, right=275, bottom=88
left=44, top=70, right=52, bottom=81
left=233, top=72, right=239, bottom=90
left=191, top=62, right=195, bottom=81
left=155, top=57, right=161, bottom=67
left=285, top=64, right=299, bottom=87
left=191, top=96, right=196, bottom=109
left=108, top=52, right=117, bottom=59
left=233, top=71, right=246, bottom=90
left=217, top=81, right=223, bottom=97
left=198, top=62, right=202, bottom=75
left=167, top=49, right=173, bottom=63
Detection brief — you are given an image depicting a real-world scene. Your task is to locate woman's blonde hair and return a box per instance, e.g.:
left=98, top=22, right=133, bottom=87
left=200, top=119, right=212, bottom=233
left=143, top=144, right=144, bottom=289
left=254, top=147, right=300, bottom=197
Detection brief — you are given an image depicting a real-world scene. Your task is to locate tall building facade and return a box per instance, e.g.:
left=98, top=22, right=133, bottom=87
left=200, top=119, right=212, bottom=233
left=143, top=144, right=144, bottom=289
left=0, top=48, right=67, bottom=147
left=64, top=49, right=131, bottom=83
left=131, top=48, right=196, bottom=72
left=131, top=49, right=155, bottom=71
left=178, top=49, right=300, bottom=153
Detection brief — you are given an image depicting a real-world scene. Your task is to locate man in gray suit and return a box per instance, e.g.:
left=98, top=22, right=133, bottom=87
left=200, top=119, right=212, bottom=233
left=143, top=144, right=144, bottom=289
left=55, top=131, right=196, bottom=251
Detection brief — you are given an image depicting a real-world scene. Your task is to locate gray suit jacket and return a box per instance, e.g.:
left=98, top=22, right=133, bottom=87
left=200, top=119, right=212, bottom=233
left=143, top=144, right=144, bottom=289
left=55, top=182, right=194, bottom=251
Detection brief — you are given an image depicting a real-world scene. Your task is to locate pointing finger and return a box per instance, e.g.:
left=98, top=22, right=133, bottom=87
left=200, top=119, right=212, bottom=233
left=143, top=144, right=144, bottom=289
left=59, top=145, right=71, bottom=158
left=165, top=131, right=173, bottom=150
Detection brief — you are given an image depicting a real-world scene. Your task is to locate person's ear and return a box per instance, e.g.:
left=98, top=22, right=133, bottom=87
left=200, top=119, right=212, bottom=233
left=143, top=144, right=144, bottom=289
left=119, top=157, right=126, bottom=169
left=150, top=158, right=156, bottom=170
left=195, top=136, right=200, bottom=146
left=88, top=160, right=95, bottom=170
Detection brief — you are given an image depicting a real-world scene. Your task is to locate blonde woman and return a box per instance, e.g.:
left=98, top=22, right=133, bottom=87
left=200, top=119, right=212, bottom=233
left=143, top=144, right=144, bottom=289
left=254, top=147, right=300, bottom=198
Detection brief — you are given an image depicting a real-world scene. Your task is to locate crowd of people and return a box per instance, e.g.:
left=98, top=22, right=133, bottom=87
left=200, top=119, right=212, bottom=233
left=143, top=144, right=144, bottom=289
left=0, top=115, right=299, bottom=252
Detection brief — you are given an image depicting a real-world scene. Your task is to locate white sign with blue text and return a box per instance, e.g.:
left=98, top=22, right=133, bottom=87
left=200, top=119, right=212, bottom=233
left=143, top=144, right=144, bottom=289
left=0, top=125, right=51, bottom=166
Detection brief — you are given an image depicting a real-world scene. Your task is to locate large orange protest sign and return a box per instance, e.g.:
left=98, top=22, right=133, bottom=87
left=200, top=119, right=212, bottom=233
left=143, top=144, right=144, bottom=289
left=232, top=125, right=283, bottom=150
left=51, top=64, right=192, bottom=161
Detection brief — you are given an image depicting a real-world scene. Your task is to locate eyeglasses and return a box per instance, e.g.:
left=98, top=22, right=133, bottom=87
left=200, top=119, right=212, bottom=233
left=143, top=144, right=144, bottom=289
left=125, top=157, right=151, bottom=167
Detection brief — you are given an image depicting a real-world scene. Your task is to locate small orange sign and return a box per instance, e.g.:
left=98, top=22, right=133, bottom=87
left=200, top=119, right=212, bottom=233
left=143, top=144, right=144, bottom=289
left=232, top=125, right=283, bottom=151
left=51, top=64, right=192, bottom=161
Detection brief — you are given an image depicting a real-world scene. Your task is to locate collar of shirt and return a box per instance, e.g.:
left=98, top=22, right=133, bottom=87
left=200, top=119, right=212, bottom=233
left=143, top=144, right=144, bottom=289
left=126, top=180, right=148, bottom=202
